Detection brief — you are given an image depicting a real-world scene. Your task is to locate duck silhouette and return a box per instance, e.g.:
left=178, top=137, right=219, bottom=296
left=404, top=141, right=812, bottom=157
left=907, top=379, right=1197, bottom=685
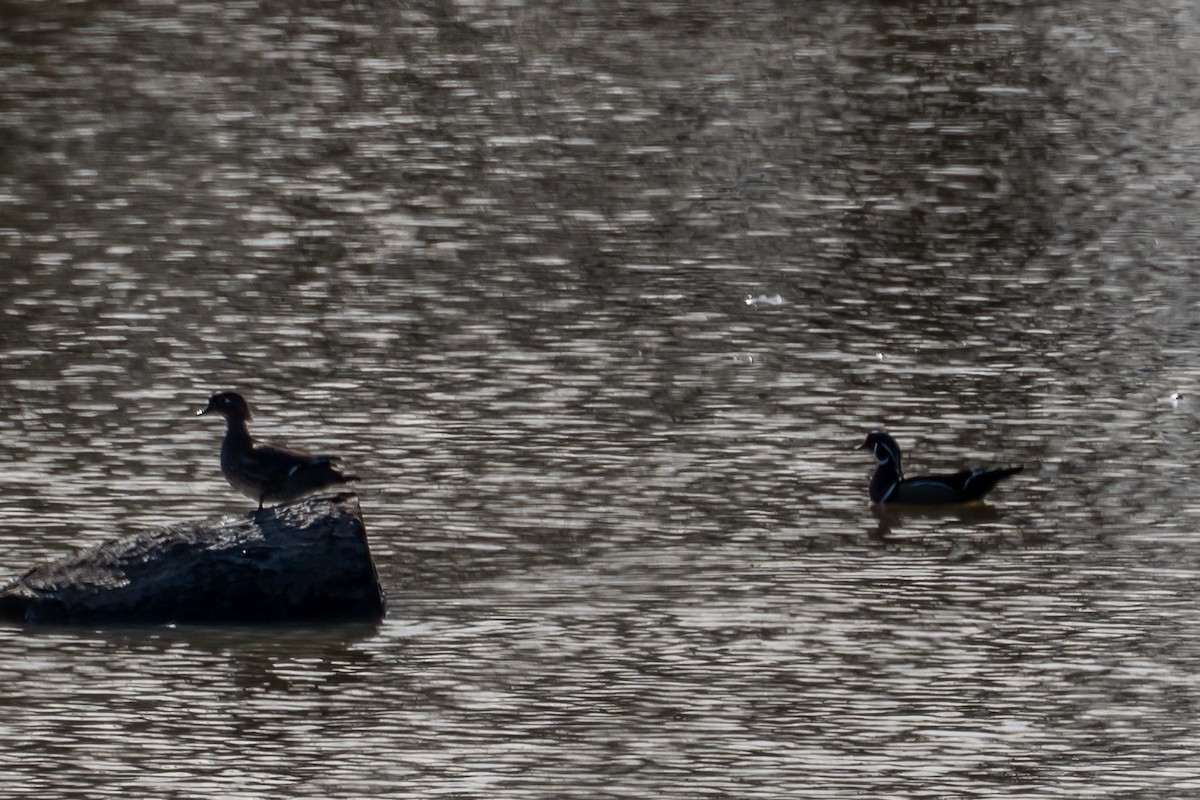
left=197, top=391, right=358, bottom=510
left=857, top=431, right=1021, bottom=505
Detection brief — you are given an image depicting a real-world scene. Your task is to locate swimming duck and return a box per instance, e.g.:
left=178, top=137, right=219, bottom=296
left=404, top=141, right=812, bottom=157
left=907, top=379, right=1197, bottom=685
left=857, top=430, right=1022, bottom=504
left=197, top=391, right=359, bottom=509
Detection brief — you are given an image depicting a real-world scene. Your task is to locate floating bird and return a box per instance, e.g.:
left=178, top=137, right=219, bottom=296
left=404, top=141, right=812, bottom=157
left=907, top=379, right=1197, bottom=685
left=197, top=391, right=358, bottom=510
left=857, top=430, right=1022, bottom=505
left=744, top=293, right=784, bottom=308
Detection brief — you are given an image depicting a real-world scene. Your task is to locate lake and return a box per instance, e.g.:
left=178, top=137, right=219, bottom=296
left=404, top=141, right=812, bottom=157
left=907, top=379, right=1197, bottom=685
left=2, top=1, right=1200, bottom=797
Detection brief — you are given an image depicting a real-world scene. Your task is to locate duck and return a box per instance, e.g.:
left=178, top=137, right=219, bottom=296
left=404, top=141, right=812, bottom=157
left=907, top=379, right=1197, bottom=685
left=857, top=430, right=1022, bottom=505
left=197, top=391, right=359, bottom=510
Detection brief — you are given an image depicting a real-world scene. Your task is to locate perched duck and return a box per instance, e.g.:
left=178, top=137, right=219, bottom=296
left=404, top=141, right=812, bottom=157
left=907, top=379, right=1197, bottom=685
left=857, top=430, right=1022, bottom=505
left=197, top=391, right=358, bottom=510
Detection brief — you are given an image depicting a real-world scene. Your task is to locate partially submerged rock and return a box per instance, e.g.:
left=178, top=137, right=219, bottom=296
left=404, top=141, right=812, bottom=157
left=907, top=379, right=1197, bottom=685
left=0, top=493, right=385, bottom=625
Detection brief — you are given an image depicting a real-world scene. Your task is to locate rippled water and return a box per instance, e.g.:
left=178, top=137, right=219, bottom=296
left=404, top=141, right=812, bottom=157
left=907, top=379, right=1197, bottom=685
left=4, top=1, right=1200, bottom=797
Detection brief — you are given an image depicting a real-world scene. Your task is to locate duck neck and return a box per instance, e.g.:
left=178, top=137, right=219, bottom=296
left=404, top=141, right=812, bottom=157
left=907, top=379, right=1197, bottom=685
left=221, top=416, right=254, bottom=453
left=869, top=459, right=902, bottom=503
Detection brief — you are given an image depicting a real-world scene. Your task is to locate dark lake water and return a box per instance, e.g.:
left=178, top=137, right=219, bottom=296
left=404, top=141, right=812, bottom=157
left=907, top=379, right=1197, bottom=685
left=4, top=1, right=1200, bottom=796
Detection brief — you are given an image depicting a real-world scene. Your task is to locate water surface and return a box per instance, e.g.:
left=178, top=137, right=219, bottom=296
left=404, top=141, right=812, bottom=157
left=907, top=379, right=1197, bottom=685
left=3, top=1, right=1200, bottom=797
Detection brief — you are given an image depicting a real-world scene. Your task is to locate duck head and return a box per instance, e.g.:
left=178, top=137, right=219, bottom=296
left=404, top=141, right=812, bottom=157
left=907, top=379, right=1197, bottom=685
left=198, top=391, right=252, bottom=422
left=857, top=430, right=902, bottom=474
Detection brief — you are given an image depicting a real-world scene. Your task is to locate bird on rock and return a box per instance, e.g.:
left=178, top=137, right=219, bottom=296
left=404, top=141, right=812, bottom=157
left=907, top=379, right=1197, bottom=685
left=197, top=391, right=358, bottom=510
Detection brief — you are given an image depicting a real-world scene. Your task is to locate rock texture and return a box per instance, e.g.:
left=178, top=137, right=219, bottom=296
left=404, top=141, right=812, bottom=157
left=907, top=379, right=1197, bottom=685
left=0, top=493, right=385, bottom=625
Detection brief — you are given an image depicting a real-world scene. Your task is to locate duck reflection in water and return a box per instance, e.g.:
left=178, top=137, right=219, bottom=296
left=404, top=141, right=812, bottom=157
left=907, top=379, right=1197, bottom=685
left=867, top=501, right=1006, bottom=544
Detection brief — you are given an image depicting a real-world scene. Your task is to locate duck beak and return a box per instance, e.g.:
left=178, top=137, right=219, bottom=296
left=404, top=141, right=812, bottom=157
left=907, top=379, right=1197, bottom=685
left=197, top=403, right=212, bottom=417
left=855, top=438, right=869, bottom=450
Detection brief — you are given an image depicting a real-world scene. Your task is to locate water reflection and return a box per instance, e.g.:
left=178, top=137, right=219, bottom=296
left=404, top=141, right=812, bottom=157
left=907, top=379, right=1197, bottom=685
left=3, top=0, right=1200, bottom=797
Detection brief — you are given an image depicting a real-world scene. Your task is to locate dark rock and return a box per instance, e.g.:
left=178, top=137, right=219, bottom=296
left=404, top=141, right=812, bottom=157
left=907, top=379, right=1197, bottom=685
left=0, top=493, right=385, bottom=625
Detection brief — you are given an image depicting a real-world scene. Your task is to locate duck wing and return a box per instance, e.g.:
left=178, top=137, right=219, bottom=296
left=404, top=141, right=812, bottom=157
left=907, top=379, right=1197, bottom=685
left=888, top=473, right=967, bottom=504
left=956, top=466, right=1023, bottom=502
left=890, top=467, right=1022, bottom=504
left=259, top=442, right=358, bottom=486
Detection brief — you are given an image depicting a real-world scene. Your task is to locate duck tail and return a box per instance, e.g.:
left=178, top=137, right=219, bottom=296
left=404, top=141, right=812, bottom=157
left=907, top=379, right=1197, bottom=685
left=309, top=458, right=358, bottom=485
left=966, top=465, right=1023, bottom=499
left=992, top=465, right=1024, bottom=481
